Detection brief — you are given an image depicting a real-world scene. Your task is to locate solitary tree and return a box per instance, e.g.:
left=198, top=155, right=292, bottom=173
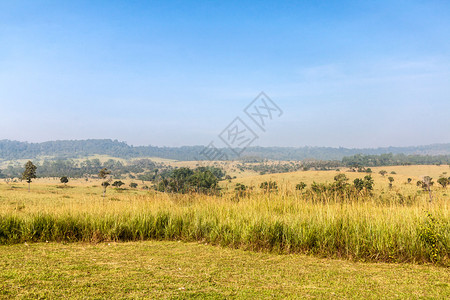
left=101, top=182, right=110, bottom=196
left=422, top=176, right=434, bottom=202
left=112, top=180, right=125, bottom=188
left=379, top=170, right=387, bottom=177
left=98, top=168, right=111, bottom=197
left=60, top=176, right=69, bottom=185
left=129, top=182, right=138, bottom=188
left=22, top=161, right=37, bottom=192
left=98, top=168, right=110, bottom=180
left=388, top=176, right=394, bottom=189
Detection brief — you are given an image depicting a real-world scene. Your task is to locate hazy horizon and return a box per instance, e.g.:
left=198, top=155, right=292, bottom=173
left=1, top=1, right=450, bottom=148
left=3, top=138, right=450, bottom=150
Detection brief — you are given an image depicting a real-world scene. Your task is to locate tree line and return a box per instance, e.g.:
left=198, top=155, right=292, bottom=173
left=342, top=153, right=450, bottom=167
left=2, top=139, right=450, bottom=161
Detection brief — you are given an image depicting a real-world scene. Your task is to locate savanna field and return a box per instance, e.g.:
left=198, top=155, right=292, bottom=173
left=1, top=165, right=449, bottom=298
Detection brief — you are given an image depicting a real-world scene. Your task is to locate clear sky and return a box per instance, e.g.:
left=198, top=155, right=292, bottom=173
left=1, top=0, right=450, bottom=148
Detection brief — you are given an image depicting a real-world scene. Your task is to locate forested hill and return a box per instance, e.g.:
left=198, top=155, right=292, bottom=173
left=1, top=139, right=450, bottom=161
left=0, top=139, right=204, bottom=161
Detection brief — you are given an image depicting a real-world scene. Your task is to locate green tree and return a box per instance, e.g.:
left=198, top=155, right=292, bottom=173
left=60, top=176, right=69, bottom=185
left=129, top=182, right=138, bottom=188
left=171, top=167, right=194, bottom=193
left=353, top=178, right=364, bottom=191
left=22, top=161, right=37, bottom=192
left=98, top=168, right=111, bottom=197
left=155, top=167, right=220, bottom=194
left=363, top=175, right=374, bottom=191
left=112, top=180, right=125, bottom=188
left=334, top=173, right=348, bottom=183
left=98, top=168, right=111, bottom=180
left=388, top=176, right=394, bottom=188
left=353, top=175, right=374, bottom=192
left=188, top=170, right=218, bottom=193
left=379, top=170, right=387, bottom=177
left=101, top=182, right=110, bottom=195
left=333, top=173, right=349, bottom=191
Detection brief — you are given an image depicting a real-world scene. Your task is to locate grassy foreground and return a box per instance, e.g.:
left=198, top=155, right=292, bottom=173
left=0, top=170, right=449, bottom=265
left=0, top=241, right=448, bottom=299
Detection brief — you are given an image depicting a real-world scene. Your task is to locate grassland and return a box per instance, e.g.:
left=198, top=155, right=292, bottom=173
left=0, top=241, right=448, bottom=299
left=0, top=165, right=448, bottom=266
left=225, top=165, right=450, bottom=190
left=0, top=165, right=449, bottom=298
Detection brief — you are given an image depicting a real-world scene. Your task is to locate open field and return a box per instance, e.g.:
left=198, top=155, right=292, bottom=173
left=0, top=165, right=448, bottom=266
left=4, top=0, right=450, bottom=297
left=0, top=241, right=448, bottom=299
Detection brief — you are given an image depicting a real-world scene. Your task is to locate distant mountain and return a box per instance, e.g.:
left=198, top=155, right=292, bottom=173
left=1, top=139, right=450, bottom=161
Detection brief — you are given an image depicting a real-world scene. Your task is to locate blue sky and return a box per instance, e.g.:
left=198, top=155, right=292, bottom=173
left=1, top=0, right=450, bottom=148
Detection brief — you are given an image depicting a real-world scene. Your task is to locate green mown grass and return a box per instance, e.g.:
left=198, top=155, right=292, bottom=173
left=0, top=241, right=448, bottom=299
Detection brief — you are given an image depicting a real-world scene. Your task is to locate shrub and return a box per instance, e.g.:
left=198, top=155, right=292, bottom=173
left=295, top=182, right=307, bottom=191
left=260, top=181, right=278, bottom=192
